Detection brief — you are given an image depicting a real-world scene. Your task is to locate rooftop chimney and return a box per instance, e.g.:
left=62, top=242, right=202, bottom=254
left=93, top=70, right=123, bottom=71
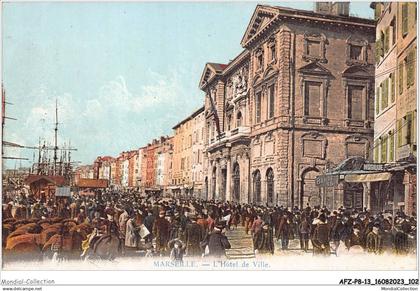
left=315, top=2, right=350, bottom=17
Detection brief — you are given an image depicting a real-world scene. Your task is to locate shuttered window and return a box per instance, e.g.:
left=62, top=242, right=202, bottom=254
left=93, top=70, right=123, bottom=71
left=390, top=73, right=395, bottom=103
left=384, top=27, right=389, bottom=53
left=376, top=87, right=380, bottom=115
left=389, top=130, right=395, bottom=162
left=381, top=135, right=388, bottom=162
left=402, top=3, right=409, bottom=36
left=375, top=39, right=382, bottom=64
left=407, top=50, right=415, bottom=88
left=374, top=140, right=379, bottom=162
left=397, top=119, right=402, bottom=147
left=398, top=61, right=404, bottom=94
left=381, top=80, right=388, bottom=110
left=406, top=113, right=413, bottom=145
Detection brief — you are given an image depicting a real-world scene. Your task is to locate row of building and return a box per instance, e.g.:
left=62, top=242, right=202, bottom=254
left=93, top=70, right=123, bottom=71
left=76, top=2, right=417, bottom=214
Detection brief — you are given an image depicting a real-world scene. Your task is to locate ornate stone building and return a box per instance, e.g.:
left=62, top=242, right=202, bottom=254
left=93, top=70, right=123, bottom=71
left=200, top=4, right=376, bottom=208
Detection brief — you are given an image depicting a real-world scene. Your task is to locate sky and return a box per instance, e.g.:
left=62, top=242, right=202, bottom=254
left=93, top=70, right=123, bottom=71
left=3, top=1, right=373, bottom=169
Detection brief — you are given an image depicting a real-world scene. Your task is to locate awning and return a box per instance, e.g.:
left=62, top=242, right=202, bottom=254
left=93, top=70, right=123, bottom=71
left=344, top=172, right=392, bottom=183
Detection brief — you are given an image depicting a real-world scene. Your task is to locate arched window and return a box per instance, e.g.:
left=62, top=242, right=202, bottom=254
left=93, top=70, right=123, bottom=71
left=266, top=168, right=274, bottom=205
left=236, top=111, right=242, bottom=128
left=253, top=170, right=261, bottom=203
left=233, top=163, right=240, bottom=202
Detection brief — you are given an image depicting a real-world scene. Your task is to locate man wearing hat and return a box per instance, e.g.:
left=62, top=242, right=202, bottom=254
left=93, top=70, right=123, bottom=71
left=184, top=214, right=205, bottom=256
left=366, top=224, right=382, bottom=254
left=311, top=213, right=330, bottom=256
left=345, top=224, right=363, bottom=250
left=153, top=210, right=170, bottom=255
left=203, top=222, right=231, bottom=258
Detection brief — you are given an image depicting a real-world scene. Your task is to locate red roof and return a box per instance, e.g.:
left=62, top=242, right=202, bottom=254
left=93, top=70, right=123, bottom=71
left=75, top=178, right=108, bottom=189
left=25, top=175, right=67, bottom=186
left=207, top=63, right=228, bottom=73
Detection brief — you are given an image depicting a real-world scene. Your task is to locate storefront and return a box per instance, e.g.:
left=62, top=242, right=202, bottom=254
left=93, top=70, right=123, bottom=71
left=316, top=157, right=416, bottom=214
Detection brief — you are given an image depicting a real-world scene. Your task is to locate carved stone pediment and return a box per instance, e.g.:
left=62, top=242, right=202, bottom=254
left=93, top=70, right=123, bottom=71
left=298, top=62, right=332, bottom=77
left=342, top=65, right=374, bottom=79
left=241, top=5, right=279, bottom=47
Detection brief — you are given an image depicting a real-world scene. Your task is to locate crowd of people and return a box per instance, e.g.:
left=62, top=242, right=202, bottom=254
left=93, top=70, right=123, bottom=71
left=2, top=189, right=417, bottom=260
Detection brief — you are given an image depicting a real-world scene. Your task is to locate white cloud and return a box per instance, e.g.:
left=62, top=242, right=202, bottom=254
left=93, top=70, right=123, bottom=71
left=91, top=72, right=185, bottom=116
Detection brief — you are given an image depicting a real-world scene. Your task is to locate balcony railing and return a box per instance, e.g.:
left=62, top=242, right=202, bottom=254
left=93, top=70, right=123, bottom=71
left=208, top=126, right=251, bottom=148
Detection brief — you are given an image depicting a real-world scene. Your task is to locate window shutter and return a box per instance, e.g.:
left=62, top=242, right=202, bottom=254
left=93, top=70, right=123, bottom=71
left=376, top=87, right=380, bottom=114
left=384, top=27, right=389, bottom=53
left=375, top=40, right=381, bottom=64
left=402, top=3, right=409, bottom=36
left=374, top=140, right=379, bottom=162
left=398, top=61, right=404, bottom=94
left=407, top=53, right=412, bottom=88
left=390, top=73, right=395, bottom=103
left=381, top=81, right=388, bottom=110
left=397, top=119, right=402, bottom=147
left=406, top=113, right=413, bottom=145
left=389, top=130, right=395, bottom=162
left=381, top=135, right=387, bottom=163
left=408, top=50, right=415, bottom=87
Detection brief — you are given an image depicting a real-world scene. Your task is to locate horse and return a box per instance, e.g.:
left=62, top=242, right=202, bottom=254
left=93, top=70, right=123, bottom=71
left=86, top=233, right=121, bottom=260
left=4, top=233, right=43, bottom=261
left=42, top=227, right=86, bottom=260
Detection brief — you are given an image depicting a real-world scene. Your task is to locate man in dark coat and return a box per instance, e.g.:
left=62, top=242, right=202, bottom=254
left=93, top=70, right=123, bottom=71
left=312, top=214, right=330, bottom=256
left=143, top=211, right=155, bottom=243
left=345, top=225, right=363, bottom=250
left=153, top=210, right=170, bottom=255
left=366, top=225, right=382, bottom=254
left=253, top=223, right=274, bottom=254
left=184, top=215, right=205, bottom=256
left=276, top=213, right=290, bottom=250
left=204, top=224, right=231, bottom=258
left=298, top=215, right=311, bottom=252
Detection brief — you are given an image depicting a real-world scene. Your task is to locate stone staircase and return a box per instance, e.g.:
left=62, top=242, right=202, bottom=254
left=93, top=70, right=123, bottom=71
left=225, top=226, right=255, bottom=260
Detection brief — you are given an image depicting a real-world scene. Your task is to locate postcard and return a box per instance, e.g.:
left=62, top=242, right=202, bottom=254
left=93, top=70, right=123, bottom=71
left=1, top=1, right=418, bottom=289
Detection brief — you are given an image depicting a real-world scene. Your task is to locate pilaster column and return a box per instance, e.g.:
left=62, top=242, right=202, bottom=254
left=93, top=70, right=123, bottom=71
left=261, top=178, right=267, bottom=204
left=215, top=162, right=220, bottom=200
left=226, top=158, right=232, bottom=202
left=207, top=160, right=213, bottom=200
left=244, top=155, right=250, bottom=204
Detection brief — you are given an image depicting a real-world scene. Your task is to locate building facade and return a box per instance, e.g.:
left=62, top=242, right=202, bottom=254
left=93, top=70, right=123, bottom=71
left=155, top=136, right=173, bottom=193
left=172, top=108, right=203, bottom=197
left=190, top=107, right=205, bottom=198
left=371, top=2, right=417, bottom=215
left=200, top=4, right=376, bottom=208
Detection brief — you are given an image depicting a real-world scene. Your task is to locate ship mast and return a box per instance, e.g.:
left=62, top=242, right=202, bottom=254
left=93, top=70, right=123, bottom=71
left=53, top=99, right=58, bottom=175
